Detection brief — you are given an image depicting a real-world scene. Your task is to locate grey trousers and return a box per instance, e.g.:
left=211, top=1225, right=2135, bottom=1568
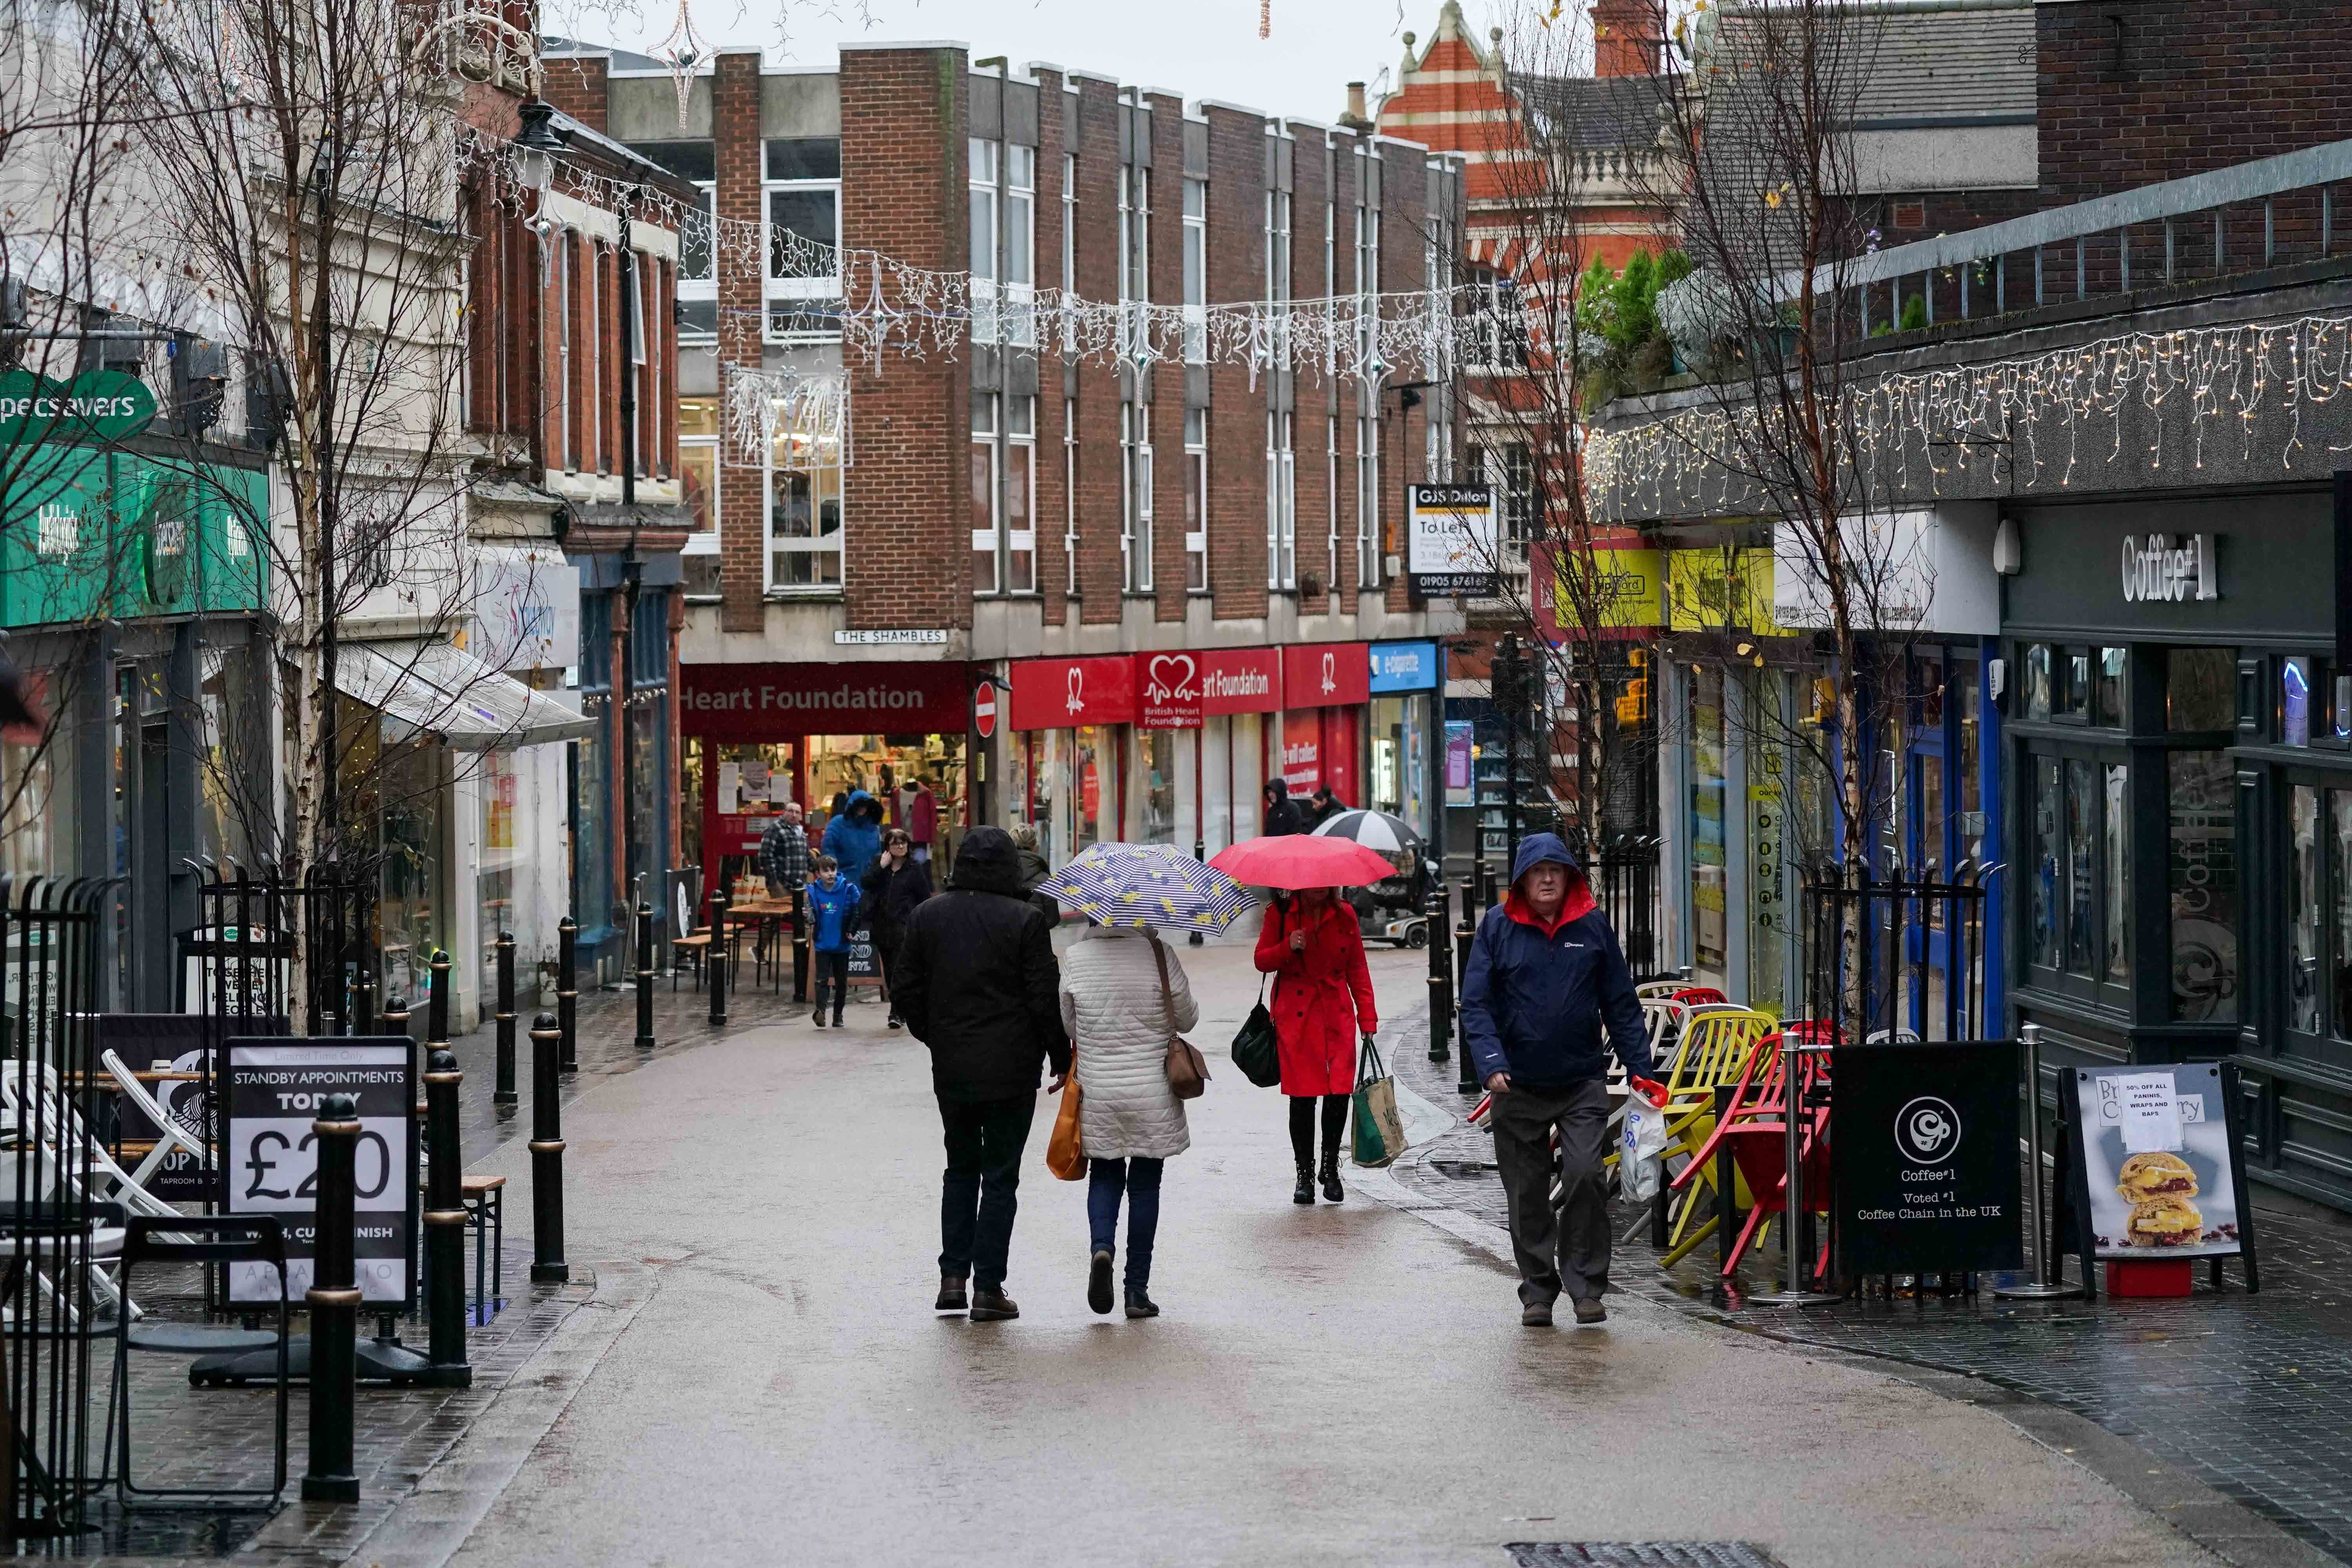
left=1489, top=1077, right=1614, bottom=1305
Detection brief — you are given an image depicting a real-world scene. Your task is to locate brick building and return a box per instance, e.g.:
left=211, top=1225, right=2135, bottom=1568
left=543, top=38, right=1469, bottom=878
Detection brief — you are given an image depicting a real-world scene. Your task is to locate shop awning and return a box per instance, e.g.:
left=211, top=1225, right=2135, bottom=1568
left=335, top=641, right=594, bottom=751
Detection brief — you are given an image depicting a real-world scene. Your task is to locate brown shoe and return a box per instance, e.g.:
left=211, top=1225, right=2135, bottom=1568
left=935, top=1275, right=967, bottom=1311
left=1572, top=1296, right=1608, bottom=1325
left=969, top=1287, right=1020, bottom=1321
left=1521, top=1300, right=1554, bottom=1327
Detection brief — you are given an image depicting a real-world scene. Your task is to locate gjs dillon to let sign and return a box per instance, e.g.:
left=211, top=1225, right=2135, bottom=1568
left=1833, top=1042, right=2022, bottom=1274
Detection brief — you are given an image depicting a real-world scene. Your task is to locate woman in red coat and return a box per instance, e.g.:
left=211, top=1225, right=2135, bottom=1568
left=1256, top=887, right=1379, bottom=1205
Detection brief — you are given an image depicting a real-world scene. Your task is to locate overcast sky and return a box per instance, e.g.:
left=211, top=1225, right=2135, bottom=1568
left=552, top=0, right=1512, bottom=124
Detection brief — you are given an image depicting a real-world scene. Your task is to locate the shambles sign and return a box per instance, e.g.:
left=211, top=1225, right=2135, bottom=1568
left=0, top=369, right=157, bottom=444
left=1833, top=1041, right=2022, bottom=1274
left=224, top=1039, right=416, bottom=1305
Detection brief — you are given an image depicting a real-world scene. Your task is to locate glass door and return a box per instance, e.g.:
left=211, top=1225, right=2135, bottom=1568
left=2023, top=739, right=2131, bottom=1012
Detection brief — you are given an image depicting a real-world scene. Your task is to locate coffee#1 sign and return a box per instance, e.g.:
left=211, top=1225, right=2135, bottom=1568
left=1407, top=484, right=1497, bottom=599
left=1833, top=1041, right=2022, bottom=1274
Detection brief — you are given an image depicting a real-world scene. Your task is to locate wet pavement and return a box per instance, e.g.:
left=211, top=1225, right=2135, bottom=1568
left=1385, top=1002, right=2352, bottom=1566
left=418, top=938, right=2219, bottom=1567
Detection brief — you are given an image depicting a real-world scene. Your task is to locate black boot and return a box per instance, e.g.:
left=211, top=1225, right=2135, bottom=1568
left=1292, top=1161, right=1315, bottom=1205
left=1319, top=1149, right=1344, bottom=1203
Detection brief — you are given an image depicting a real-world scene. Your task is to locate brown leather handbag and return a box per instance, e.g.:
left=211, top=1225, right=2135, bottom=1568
left=1149, top=936, right=1210, bottom=1100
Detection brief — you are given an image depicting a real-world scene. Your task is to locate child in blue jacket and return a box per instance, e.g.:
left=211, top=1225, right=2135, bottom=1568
left=806, top=854, right=862, bottom=1027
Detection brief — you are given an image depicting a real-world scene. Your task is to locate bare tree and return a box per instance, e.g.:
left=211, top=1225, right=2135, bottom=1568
left=1590, top=0, right=1930, bottom=890
left=1456, top=8, right=1677, bottom=851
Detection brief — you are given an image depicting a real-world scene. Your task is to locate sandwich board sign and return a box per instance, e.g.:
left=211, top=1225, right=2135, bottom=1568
left=1833, top=1040, right=2021, bottom=1274
left=2065, top=1062, right=2246, bottom=1264
left=223, top=1038, right=417, bottom=1305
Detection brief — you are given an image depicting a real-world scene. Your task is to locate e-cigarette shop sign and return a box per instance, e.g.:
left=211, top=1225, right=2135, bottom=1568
left=1834, top=1041, right=2022, bottom=1274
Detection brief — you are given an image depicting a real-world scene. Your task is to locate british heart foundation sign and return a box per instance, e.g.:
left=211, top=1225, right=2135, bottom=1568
left=1281, top=642, right=1370, bottom=710
left=1009, top=654, right=1138, bottom=730
left=1137, top=652, right=1203, bottom=729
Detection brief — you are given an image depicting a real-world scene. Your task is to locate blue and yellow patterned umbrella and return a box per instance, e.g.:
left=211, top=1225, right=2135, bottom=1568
left=1036, top=842, right=1256, bottom=935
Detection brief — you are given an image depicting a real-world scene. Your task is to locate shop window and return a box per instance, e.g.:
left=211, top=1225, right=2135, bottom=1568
left=2103, top=762, right=2129, bottom=982
left=970, top=392, right=1036, bottom=596
left=1182, top=178, right=1207, bottom=362
left=2290, top=784, right=2323, bottom=1032
left=2023, top=643, right=2052, bottom=720
left=2064, top=758, right=2095, bottom=973
left=2093, top=646, right=2126, bottom=727
left=1956, top=666, right=1982, bottom=862
left=2282, top=657, right=2315, bottom=747
left=1140, top=730, right=1176, bottom=845
left=2165, top=646, right=2236, bottom=731
left=2165, top=750, right=2237, bottom=1022
left=1689, top=665, right=1728, bottom=990
left=2336, top=668, right=2352, bottom=742
left=2331, top=792, right=2352, bottom=1031
left=2060, top=649, right=2090, bottom=719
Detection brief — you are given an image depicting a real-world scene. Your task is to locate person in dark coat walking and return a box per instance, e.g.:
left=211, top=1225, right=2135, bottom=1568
left=1261, top=779, right=1305, bottom=837
left=1461, top=832, right=1661, bottom=1329
left=1254, top=887, right=1378, bottom=1204
left=891, top=826, right=1071, bottom=1322
left=861, top=826, right=932, bottom=1030
left=1009, top=822, right=1057, bottom=920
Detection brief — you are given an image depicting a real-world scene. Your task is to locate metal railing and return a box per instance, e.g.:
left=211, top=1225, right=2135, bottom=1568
left=1791, top=136, right=2352, bottom=332
left=1799, top=860, right=2000, bottom=1044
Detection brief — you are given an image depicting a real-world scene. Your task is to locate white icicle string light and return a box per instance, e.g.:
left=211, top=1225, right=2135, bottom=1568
left=459, top=137, right=1521, bottom=379
left=1584, top=313, right=2352, bottom=515
left=722, top=361, right=850, bottom=470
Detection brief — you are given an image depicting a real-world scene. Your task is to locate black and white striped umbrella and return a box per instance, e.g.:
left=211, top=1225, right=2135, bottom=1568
left=1309, top=808, right=1422, bottom=856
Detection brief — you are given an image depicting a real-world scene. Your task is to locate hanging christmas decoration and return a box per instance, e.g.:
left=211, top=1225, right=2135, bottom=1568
left=1585, top=312, right=2352, bottom=515
left=650, top=0, right=709, bottom=131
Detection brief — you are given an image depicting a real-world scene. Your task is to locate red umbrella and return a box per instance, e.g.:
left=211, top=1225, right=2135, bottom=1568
left=1210, top=834, right=1399, bottom=889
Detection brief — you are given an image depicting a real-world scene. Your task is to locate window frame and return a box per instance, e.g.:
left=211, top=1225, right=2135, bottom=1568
left=1183, top=404, right=1207, bottom=593
left=763, top=137, right=844, bottom=343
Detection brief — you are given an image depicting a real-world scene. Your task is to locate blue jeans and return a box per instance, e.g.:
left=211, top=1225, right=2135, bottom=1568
left=1086, top=1157, right=1164, bottom=1292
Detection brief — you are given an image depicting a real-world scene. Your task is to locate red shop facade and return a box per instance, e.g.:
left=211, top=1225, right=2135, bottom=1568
left=1007, top=642, right=1371, bottom=867
left=677, top=660, right=973, bottom=881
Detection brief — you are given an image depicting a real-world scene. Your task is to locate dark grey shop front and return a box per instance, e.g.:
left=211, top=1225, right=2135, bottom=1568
left=2003, top=488, right=2352, bottom=1210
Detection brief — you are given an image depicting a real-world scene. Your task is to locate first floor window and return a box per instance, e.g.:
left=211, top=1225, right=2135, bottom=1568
left=1183, top=405, right=1207, bottom=592
left=1356, top=412, right=1379, bottom=588
left=971, top=392, right=1038, bottom=595
left=766, top=403, right=843, bottom=590
left=1121, top=401, right=1153, bottom=592
left=1326, top=415, right=1340, bottom=591
left=1470, top=441, right=1536, bottom=561
left=1265, top=410, right=1294, bottom=590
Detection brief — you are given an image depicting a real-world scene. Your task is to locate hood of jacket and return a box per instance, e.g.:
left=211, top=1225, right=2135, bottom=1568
left=948, top=826, right=1028, bottom=897
left=1505, top=832, right=1594, bottom=933
left=846, top=788, right=883, bottom=823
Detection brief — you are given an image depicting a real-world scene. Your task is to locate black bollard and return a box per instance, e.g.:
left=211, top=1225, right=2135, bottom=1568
left=427, top=948, right=451, bottom=1051
left=301, top=1093, right=363, bottom=1502
left=791, top=882, right=810, bottom=1000
left=707, top=888, right=730, bottom=1028
left=635, top=899, right=656, bottom=1051
left=1455, top=873, right=1480, bottom=1094
left=1426, top=880, right=1452, bottom=1063
left=422, top=1047, right=474, bottom=1385
left=493, top=931, right=517, bottom=1107
left=556, top=916, right=579, bottom=1074
left=529, top=1013, right=569, bottom=1283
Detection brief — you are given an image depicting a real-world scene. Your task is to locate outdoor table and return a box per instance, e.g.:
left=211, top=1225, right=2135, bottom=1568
left=726, top=900, right=799, bottom=991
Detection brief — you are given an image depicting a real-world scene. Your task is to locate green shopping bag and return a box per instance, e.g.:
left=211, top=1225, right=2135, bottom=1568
left=1350, top=1038, right=1404, bottom=1168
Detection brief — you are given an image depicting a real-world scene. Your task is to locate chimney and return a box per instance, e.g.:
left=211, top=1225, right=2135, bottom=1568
left=1341, top=80, right=1371, bottom=131
left=1592, top=0, right=1656, bottom=78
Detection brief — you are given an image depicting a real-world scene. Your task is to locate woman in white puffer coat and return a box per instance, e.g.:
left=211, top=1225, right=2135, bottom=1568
left=1059, top=922, right=1199, bottom=1319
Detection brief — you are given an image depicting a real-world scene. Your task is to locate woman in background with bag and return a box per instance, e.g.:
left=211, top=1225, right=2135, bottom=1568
left=1255, top=886, right=1377, bottom=1205
left=1058, top=920, right=1201, bottom=1319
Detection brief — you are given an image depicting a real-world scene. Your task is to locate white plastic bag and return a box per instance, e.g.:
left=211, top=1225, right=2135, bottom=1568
left=1619, top=1091, right=1671, bottom=1203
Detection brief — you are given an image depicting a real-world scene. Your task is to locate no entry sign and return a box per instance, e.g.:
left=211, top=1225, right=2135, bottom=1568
left=1833, top=1041, right=2021, bottom=1275
left=975, top=683, right=997, bottom=738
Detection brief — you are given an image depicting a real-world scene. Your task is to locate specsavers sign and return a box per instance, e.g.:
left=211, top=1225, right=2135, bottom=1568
left=0, top=369, right=158, bottom=444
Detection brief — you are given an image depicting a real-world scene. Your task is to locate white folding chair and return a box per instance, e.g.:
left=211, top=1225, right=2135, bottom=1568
left=99, top=1051, right=209, bottom=1195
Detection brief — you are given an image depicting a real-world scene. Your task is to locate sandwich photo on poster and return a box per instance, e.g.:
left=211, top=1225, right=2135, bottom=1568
left=2072, top=1062, right=2242, bottom=1259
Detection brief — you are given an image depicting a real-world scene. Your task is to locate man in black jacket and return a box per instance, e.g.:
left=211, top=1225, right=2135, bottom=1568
left=891, top=826, right=1071, bottom=1322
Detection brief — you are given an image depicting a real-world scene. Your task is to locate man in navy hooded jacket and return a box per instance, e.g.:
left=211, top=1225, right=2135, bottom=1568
left=1461, top=832, right=1657, bottom=1327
